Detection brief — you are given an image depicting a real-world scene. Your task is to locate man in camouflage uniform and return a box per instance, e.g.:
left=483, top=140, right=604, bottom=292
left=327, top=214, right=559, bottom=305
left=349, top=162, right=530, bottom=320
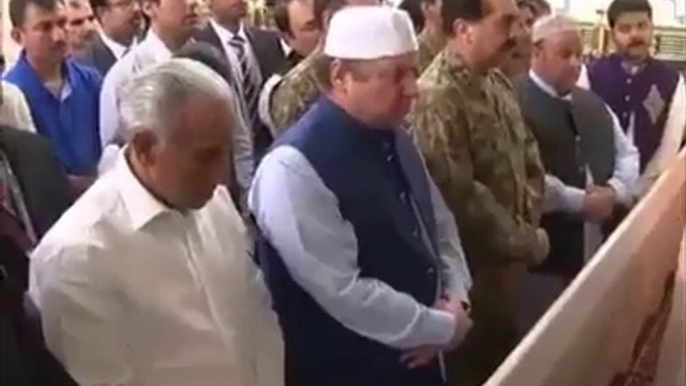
left=417, top=0, right=445, bottom=72
left=406, top=0, right=548, bottom=385
left=264, top=0, right=379, bottom=134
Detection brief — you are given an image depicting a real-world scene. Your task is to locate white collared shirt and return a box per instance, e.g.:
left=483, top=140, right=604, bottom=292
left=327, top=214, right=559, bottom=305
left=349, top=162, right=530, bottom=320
left=99, top=30, right=132, bottom=60
left=29, top=153, right=283, bottom=386
left=99, top=30, right=172, bottom=150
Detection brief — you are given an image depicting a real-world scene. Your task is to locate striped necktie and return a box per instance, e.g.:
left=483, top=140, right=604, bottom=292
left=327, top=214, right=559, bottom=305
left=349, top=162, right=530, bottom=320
left=229, top=34, right=259, bottom=127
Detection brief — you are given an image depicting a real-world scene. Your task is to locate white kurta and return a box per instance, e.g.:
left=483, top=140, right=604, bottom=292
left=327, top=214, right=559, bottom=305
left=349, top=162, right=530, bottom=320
left=29, top=153, right=283, bottom=386
left=0, top=80, right=36, bottom=132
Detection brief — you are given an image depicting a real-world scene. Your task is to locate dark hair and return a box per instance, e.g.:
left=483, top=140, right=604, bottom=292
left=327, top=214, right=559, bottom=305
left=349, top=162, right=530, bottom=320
left=273, top=0, right=292, bottom=35
left=516, top=0, right=536, bottom=15
left=607, top=0, right=652, bottom=28
left=313, top=0, right=346, bottom=26
left=89, top=0, right=109, bottom=19
left=398, top=0, right=424, bottom=33
left=9, top=0, right=63, bottom=28
left=441, top=0, right=485, bottom=36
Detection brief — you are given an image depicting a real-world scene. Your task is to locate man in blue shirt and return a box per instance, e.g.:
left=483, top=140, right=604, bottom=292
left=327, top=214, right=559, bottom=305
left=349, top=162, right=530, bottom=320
left=5, top=0, right=102, bottom=187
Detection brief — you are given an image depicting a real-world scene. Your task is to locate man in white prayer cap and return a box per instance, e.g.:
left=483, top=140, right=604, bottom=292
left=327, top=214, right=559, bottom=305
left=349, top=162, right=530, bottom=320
left=29, top=58, right=284, bottom=386
left=250, top=5, right=473, bottom=386
left=515, top=14, right=639, bottom=281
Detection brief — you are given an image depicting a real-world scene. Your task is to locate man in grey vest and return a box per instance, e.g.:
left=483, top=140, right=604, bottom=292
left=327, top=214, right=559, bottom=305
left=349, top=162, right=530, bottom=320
left=516, top=14, right=639, bottom=281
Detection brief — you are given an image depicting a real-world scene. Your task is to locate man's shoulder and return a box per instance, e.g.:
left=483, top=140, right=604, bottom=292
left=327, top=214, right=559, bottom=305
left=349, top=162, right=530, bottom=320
left=66, top=59, right=103, bottom=88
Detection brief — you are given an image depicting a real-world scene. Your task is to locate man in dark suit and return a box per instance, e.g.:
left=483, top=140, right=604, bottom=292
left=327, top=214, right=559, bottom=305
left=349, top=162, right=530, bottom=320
left=196, top=0, right=287, bottom=159
left=73, top=0, right=142, bottom=76
left=273, top=0, right=321, bottom=70
left=0, top=126, right=75, bottom=239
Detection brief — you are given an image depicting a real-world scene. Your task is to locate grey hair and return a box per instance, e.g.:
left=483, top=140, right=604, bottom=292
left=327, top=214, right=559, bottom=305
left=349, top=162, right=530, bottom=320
left=117, top=58, right=235, bottom=142
left=532, top=14, right=580, bottom=44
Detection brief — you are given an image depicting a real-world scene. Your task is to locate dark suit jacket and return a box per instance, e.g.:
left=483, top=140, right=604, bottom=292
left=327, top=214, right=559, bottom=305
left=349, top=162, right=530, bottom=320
left=0, top=126, right=75, bottom=238
left=195, top=24, right=288, bottom=157
left=195, top=24, right=289, bottom=83
left=73, top=33, right=118, bottom=77
left=1, top=233, right=78, bottom=386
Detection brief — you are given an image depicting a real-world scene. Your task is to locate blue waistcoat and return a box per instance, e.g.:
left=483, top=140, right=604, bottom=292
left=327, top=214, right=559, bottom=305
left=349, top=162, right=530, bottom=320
left=4, top=51, right=102, bottom=175
left=256, top=97, right=446, bottom=386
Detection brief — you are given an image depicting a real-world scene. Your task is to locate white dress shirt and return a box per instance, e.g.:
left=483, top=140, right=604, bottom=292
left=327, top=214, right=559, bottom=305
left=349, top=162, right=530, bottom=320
left=99, top=30, right=172, bottom=150
left=250, top=145, right=472, bottom=349
left=97, top=30, right=254, bottom=214
left=531, top=70, right=640, bottom=259
left=30, top=153, right=283, bottom=386
left=0, top=80, right=36, bottom=132
left=577, top=64, right=686, bottom=198
left=99, top=30, right=132, bottom=60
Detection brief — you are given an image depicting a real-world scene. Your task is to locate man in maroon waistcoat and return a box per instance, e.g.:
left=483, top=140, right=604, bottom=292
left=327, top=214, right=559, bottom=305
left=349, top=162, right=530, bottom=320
left=578, top=0, right=685, bottom=199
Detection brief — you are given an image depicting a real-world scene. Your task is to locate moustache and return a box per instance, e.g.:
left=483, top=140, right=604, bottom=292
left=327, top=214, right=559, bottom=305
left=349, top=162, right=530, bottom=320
left=628, top=40, right=646, bottom=48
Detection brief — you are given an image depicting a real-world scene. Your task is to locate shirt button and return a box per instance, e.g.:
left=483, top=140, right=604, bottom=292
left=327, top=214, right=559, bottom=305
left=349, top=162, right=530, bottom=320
left=625, top=95, right=631, bottom=102
left=386, top=154, right=394, bottom=162
left=627, top=78, right=632, bottom=85
left=399, top=192, right=407, bottom=203
left=426, top=267, right=435, bottom=276
left=412, top=229, right=419, bottom=238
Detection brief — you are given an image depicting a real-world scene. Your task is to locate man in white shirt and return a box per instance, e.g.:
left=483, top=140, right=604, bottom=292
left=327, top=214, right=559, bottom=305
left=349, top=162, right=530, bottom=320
left=29, top=58, right=283, bottom=386
left=98, top=0, right=254, bottom=217
left=74, top=0, right=142, bottom=76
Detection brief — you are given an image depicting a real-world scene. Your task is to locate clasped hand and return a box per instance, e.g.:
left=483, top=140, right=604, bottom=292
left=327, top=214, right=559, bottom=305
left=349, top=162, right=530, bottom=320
left=400, top=297, right=473, bottom=369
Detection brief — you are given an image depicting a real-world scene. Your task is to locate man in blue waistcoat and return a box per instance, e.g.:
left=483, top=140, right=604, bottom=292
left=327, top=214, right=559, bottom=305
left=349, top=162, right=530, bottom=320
left=250, top=6, right=473, bottom=386
left=5, top=0, right=102, bottom=193
left=578, top=0, right=685, bottom=199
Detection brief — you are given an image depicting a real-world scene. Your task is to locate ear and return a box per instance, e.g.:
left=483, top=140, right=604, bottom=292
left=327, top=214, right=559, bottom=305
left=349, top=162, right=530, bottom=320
left=11, top=28, right=24, bottom=46
left=329, top=59, right=345, bottom=90
left=129, top=131, right=160, bottom=168
left=141, top=0, right=156, bottom=19
left=453, top=19, right=472, bottom=44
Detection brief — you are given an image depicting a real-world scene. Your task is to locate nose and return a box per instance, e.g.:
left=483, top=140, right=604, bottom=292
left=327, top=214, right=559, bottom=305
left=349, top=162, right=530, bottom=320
left=52, top=25, right=67, bottom=42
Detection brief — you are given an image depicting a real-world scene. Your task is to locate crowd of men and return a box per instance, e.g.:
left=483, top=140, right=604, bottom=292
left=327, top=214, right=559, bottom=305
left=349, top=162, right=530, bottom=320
left=1, top=0, right=685, bottom=385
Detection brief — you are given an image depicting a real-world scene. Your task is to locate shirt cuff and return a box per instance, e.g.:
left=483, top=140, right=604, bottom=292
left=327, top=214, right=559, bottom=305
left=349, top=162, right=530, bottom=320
left=563, top=186, right=585, bottom=213
left=607, top=178, right=632, bottom=206
left=420, top=308, right=456, bottom=347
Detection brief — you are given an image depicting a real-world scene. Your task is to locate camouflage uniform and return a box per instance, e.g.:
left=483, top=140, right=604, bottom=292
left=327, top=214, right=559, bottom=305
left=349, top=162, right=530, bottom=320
left=417, top=29, right=444, bottom=73
left=406, top=49, right=545, bottom=386
left=268, top=47, right=324, bottom=135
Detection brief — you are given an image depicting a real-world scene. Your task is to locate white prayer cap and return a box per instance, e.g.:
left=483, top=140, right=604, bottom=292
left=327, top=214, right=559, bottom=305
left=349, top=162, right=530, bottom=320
left=324, top=6, right=418, bottom=60
left=532, top=14, right=580, bottom=43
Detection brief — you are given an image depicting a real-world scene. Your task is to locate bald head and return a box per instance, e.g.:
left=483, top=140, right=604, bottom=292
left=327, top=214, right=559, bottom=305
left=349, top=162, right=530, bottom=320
left=531, top=14, right=583, bottom=95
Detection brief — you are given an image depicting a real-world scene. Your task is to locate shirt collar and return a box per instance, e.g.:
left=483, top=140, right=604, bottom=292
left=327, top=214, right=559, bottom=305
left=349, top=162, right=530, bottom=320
left=139, top=30, right=174, bottom=62
left=16, top=51, right=76, bottom=101
left=99, top=30, right=130, bottom=60
left=210, top=19, right=248, bottom=44
left=114, top=150, right=173, bottom=230
left=529, top=69, right=572, bottom=101
left=280, top=39, right=293, bottom=57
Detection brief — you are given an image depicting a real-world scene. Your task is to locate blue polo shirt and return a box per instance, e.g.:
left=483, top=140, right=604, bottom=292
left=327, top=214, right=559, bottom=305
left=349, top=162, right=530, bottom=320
left=4, top=51, right=102, bottom=175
